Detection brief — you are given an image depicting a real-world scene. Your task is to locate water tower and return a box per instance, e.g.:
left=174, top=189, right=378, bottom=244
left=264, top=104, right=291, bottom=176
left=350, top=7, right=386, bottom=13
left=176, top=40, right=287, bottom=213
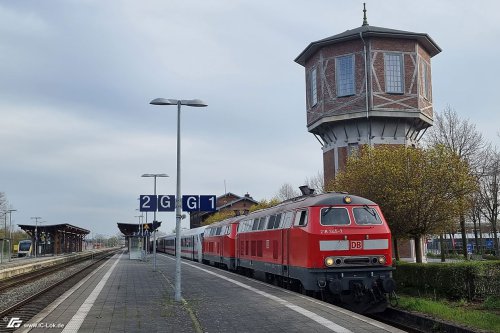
left=295, top=5, right=441, bottom=184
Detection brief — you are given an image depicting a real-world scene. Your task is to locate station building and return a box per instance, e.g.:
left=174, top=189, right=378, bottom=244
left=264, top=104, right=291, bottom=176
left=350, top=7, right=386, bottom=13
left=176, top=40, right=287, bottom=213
left=190, top=192, right=258, bottom=228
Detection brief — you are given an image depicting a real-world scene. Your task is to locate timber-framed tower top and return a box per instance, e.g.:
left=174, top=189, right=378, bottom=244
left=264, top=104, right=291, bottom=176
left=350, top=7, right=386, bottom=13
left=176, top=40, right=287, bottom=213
left=295, top=4, right=441, bottom=183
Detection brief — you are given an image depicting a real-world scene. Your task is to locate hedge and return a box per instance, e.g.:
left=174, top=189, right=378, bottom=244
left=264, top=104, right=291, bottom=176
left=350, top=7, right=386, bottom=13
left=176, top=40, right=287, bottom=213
left=394, top=261, right=500, bottom=300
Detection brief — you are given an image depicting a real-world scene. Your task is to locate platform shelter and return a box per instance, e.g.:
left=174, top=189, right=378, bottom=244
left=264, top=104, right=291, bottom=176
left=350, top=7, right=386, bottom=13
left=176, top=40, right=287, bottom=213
left=18, top=223, right=90, bottom=256
left=117, top=222, right=161, bottom=260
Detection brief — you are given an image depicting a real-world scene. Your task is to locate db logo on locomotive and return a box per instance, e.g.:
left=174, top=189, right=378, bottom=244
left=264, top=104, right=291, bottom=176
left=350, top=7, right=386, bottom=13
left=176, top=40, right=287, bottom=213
left=350, top=240, right=362, bottom=249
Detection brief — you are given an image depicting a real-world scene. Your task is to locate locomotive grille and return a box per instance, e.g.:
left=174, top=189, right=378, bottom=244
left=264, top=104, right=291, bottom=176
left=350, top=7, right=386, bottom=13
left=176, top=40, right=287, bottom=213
left=343, top=257, right=370, bottom=265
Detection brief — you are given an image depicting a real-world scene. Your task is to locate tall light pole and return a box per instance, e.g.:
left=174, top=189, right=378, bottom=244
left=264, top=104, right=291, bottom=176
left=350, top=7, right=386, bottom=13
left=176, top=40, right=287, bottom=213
left=150, top=98, right=207, bottom=302
left=1, top=212, right=6, bottom=263
left=6, top=209, right=16, bottom=240
left=31, top=216, right=42, bottom=257
left=5, top=209, right=16, bottom=261
left=142, top=173, right=168, bottom=271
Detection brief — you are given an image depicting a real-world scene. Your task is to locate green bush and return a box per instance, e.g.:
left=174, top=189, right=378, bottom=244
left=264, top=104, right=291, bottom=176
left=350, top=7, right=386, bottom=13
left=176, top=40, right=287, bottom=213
left=394, top=261, right=500, bottom=300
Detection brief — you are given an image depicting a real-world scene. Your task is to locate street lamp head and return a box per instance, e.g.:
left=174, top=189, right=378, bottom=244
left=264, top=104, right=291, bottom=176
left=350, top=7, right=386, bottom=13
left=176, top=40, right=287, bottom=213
left=141, top=173, right=169, bottom=178
left=182, top=99, right=207, bottom=107
left=150, top=98, right=207, bottom=107
left=150, top=98, right=177, bottom=106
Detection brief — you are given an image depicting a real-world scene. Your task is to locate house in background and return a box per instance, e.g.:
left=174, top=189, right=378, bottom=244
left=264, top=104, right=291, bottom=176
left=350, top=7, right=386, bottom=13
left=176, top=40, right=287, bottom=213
left=190, top=192, right=259, bottom=228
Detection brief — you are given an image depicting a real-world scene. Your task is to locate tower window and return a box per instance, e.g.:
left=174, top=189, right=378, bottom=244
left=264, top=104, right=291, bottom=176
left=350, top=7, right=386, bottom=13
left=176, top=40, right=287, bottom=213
left=310, top=68, right=318, bottom=106
left=336, top=54, right=355, bottom=97
left=421, top=61, right=430, bottom=99
left=348, top=143, right=359, bottom=157
left=384, top=53, right=404, bottom=94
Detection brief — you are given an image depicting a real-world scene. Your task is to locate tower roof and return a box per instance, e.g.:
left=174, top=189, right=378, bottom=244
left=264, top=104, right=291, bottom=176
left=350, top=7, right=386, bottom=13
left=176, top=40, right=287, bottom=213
left=295, top=24, right=442, bottom=66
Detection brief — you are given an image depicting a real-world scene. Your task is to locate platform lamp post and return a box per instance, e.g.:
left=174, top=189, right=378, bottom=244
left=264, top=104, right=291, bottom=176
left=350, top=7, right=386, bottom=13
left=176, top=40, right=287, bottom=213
left=141, top=173, right=168, bottom=272
left=5, top=209, right=16, bottom=262
left=134, top=213, right=143, bottom=257
left=31, top=216, right=42, bottom=258
left=0, top=212, right=6, bottom=264
left=150, top=98, right=207, bottom=302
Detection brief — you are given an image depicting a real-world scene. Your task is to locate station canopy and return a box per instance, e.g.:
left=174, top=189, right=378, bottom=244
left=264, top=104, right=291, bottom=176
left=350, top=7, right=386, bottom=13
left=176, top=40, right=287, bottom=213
left=117, top=222, right=161, bottom=237
left=18, top=223, right=90, bottom=236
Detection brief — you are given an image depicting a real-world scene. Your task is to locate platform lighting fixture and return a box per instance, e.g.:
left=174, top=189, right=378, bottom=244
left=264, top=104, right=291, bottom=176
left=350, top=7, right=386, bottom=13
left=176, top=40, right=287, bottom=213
left=141, top=173, right=169, bottom=271
left=149, top=98, right=207, bottom=302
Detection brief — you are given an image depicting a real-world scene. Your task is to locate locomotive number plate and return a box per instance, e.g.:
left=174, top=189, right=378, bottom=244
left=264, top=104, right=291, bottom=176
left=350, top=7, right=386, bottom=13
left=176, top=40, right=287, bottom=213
left=350, top=240, right=363, bottom=250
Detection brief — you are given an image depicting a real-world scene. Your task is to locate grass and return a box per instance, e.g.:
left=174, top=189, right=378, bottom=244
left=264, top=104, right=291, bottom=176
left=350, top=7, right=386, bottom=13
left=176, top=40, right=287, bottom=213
left=395, top=295, right=500, bottom=333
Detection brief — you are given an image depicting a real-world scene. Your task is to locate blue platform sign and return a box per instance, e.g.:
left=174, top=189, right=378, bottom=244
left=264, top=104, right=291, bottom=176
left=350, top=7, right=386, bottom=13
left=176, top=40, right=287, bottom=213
left=181, top=195, right=217, bottom=212
left=158, top=195, right=175, bottom=212
left=182, top=195, right=199, bottom=212
left=200, top=195, right=217, bottom=212
left=140, top=195, right=157, bottom=212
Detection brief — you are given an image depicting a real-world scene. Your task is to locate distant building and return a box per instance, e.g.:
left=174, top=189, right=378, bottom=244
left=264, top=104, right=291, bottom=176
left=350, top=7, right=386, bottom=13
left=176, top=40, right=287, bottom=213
left=190, top=192, right=259, bottom=228
left=295, top=5, right=441, bottom=185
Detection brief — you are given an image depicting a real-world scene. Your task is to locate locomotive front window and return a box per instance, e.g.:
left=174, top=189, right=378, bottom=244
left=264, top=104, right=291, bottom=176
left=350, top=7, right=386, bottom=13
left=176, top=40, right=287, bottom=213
left=19, top=242, right=31, bottom=251
left=320, top=207, right=350, bottom=225
left=353, top=206, right=382, bottom=225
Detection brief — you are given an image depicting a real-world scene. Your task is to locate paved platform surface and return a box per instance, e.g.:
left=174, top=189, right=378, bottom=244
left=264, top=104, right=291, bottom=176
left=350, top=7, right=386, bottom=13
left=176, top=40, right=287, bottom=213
left=12, top=251, right=405, bottom=333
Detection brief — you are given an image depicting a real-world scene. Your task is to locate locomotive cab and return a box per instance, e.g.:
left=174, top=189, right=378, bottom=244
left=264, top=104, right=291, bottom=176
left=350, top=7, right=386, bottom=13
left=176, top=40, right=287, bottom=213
left=288, top=194, right=395, bottom=313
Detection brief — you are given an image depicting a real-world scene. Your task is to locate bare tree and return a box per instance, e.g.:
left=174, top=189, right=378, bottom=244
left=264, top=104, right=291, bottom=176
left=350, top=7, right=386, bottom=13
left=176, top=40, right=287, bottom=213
left=304, top=171, right=325, bottom=194
left=424, top=105, right=487, bottom=259
left=275, top=183, right=300, bottom=201
left=0, top=192, right=7, bottom=212
left=478, top=148, right=500, bottom=255
left=424, top=105, right=486, bottom=170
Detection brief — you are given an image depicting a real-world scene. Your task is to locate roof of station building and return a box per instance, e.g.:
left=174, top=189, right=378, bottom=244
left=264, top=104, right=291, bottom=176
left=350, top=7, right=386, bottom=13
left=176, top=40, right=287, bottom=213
left=18, top=223, right=90, bottom=235
left=295, top=24, right=442, bottom=66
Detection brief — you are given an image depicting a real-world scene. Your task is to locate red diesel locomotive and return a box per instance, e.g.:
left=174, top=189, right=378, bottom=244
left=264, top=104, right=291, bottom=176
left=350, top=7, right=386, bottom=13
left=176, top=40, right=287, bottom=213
left=157, top=191, right=396, bottom=313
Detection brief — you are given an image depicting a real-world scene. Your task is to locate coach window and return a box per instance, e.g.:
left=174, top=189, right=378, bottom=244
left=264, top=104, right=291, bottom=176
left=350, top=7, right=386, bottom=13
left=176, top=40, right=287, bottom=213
left=267, top=215, right=276, bottom=229
left=258, top=217, right=267, bottom=230
left=293, top=210, right=308, bottom=227
left=281, top=211, right=293, bottom=228
left=274, top=214, right=282, bottom=229
left=321, top=207, right=350, bottom=226
left=252, top=218, right=260, bottom=231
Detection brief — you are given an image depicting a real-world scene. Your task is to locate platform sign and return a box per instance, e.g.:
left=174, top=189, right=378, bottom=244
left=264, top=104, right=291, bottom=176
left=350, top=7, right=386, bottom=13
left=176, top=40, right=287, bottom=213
left=182, top=195, right=199, bottom=212
left=158, top=195, right=175, bottom=212
left=200, top=195, right=217, bottom=212
left=181, top=195, right=217, bottom=212
left=140, top=195, right=157, bottom=212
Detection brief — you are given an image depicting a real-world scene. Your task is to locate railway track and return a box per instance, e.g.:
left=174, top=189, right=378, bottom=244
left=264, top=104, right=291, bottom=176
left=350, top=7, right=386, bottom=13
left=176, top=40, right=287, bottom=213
left=0, top=249, right=120, bottom=332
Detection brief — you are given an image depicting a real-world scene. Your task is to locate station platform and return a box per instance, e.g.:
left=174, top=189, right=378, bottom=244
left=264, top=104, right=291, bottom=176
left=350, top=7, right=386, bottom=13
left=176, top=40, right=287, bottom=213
left=0, top=249, right=115, bottom=280
left=14, top=250, right=404, bottom=333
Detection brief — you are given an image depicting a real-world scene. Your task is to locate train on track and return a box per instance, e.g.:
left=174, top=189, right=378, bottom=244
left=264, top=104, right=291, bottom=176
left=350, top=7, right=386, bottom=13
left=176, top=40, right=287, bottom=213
left=155, top=191, right=396, bottom=313
left=17, top=239, right=33, bottom=257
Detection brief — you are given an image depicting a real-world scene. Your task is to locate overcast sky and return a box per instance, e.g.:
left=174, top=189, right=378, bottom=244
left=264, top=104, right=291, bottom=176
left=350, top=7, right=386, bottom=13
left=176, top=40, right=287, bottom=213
left=1, top=0, right=499, bottom=238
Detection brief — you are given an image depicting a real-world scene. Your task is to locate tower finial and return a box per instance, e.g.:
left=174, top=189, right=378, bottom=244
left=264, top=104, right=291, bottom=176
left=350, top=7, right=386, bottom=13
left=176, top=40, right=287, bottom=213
left=362, top=3, right=369, bottom=26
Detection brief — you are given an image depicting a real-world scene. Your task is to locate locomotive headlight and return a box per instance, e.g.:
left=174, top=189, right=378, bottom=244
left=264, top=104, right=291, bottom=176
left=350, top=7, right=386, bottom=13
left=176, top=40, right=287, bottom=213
left=343, top=196, right=352, bottom=204
left=325, top=257, right=335, bottom=267
left=378, top=256, right=386, bottom=265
